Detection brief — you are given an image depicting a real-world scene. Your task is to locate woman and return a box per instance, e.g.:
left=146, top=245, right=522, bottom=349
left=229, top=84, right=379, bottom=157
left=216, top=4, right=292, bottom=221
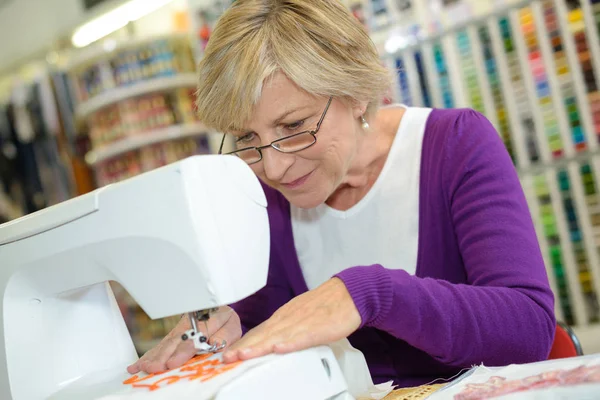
left=128, top=0, right=556, bottom=387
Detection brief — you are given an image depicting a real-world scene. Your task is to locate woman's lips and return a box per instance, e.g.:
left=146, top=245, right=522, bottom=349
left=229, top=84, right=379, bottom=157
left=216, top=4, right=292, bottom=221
left=281, top=170, right=314, bottom=189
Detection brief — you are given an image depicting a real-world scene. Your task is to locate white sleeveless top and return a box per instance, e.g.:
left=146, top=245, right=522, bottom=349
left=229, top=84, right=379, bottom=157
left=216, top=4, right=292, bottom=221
left=291, top=105, right=433, bottom=289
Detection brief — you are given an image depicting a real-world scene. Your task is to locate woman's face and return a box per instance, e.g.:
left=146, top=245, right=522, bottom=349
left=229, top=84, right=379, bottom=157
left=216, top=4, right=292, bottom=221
left=231, top=72, right=365, bottom=209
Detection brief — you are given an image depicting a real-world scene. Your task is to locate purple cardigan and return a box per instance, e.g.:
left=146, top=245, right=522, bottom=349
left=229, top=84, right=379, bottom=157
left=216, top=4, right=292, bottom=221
left=230, top=108, right=556, bottom=388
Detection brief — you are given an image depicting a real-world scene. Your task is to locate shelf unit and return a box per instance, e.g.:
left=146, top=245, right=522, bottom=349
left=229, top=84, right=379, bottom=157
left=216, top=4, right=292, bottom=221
left=75, top=74, right=198, bottom=120
left=85, top=123, right=211, bottom=166
left=380, top=0, right=600, bottom=354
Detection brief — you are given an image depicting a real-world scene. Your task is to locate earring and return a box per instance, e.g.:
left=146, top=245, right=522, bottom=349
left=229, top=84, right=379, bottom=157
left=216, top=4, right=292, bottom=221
left=361, top=116, right=370, bottom=130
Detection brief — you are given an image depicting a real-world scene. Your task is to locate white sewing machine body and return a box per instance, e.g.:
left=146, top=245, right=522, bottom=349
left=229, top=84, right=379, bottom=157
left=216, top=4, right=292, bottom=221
left=0, top=155, right=352, bottom=400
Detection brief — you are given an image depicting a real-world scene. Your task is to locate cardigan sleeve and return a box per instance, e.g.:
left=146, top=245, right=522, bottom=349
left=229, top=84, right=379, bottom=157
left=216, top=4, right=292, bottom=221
left=335, top=109, right=556, bottom=368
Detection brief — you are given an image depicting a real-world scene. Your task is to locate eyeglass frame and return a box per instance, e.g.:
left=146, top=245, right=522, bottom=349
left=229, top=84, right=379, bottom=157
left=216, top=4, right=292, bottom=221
left=217, top=97, right=333, bottom=165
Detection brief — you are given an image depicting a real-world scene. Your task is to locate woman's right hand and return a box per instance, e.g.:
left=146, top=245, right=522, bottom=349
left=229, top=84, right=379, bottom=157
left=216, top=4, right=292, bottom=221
left=126, top=306, right=242, bottom=374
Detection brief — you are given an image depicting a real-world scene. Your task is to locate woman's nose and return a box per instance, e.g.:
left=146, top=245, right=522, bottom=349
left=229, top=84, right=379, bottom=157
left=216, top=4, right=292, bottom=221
left=261, top=147, right=294, bottom=183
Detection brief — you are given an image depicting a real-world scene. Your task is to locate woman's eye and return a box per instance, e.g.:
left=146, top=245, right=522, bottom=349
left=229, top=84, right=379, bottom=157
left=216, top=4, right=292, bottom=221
left=236, top=133, right=256, bottom=144
left=286, top=120, right=305, bottom=131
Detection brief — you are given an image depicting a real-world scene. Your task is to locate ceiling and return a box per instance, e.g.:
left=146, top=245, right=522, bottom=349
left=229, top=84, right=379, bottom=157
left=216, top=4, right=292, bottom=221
left=0, top=0, right=124, bottom=74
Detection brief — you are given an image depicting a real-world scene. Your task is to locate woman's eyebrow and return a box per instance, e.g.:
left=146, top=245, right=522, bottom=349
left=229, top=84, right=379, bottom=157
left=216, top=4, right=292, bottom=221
left=272, top=105, right=312, bottom=125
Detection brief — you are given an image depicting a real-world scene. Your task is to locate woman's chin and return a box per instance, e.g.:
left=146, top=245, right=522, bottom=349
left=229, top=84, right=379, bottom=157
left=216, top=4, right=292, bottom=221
left=284, top=191, right=327, bottom=210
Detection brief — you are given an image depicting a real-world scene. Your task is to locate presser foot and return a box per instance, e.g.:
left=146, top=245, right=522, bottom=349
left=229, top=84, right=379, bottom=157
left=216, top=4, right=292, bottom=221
left=181, top=329, right=227, bottom=354
left=183, top=309, right=226, bottom=354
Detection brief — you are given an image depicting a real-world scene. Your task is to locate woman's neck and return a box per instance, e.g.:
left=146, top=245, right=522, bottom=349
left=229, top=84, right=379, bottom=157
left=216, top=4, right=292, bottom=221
left=325, top=107, right=405, bottom=211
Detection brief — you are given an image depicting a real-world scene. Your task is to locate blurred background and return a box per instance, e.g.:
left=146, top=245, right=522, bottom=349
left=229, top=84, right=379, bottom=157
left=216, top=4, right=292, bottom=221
left=1, top=0, right=599, bottom=357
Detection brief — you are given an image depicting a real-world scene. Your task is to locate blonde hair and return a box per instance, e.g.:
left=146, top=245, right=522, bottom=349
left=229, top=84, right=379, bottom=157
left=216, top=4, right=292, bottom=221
left=195, top=0, right=392, bottom=133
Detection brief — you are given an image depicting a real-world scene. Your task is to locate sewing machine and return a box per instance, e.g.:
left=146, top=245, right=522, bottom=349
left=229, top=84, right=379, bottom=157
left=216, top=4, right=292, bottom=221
left=0, top=155, right=352, bottom=400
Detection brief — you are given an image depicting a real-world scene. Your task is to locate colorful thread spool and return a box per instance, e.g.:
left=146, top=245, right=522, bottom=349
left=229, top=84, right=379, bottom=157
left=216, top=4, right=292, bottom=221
left=543, top=1, right=588, bottom=152
left=519, top=7, right=565, bottom=158
left=456, top=29, right=486, bottom=113
left=395, top=57, right=413, bottom=106
left=557, top=168, right=600, bottom=323
left=414, top=50, right=433, bottom=108
left=578, top=163, right=600, bottom=322
left=432, top=41, right=455, bottom=108
left=534, top=174, right=574, bottom=325
left=567, top=7, right=600, bottom=143
left=499, top=16, right=540, bottom=162
left=478, top=25, right=517, bottom=165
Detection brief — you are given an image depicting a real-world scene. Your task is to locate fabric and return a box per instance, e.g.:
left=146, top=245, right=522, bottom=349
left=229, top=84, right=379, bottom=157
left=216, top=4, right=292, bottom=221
left=0, top=105, right=17, bottom=195
left=291, top=105, right=431, bottom=289
left=4, top=103, right=46, bottom=214
left=229, top=107, right=556, bottom=388
left=33, top=136, right=73, bottom=206
left=427, top=353, right=600, bottom=400
left=36, top=75, right=61, bottom=137
left=10, top=83, right=35, bottom=143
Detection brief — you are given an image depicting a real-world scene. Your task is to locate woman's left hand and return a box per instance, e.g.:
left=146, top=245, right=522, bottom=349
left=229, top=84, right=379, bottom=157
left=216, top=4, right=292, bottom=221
left=222, top=277, right=361, bottom=363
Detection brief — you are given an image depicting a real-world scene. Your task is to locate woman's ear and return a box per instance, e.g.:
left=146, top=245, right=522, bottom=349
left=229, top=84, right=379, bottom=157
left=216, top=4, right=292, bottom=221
left=351, top=100, right=369, bottom=119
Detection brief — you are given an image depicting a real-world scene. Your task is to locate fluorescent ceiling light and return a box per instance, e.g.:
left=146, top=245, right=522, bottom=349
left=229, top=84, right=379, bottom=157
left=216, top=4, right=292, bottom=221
left=72, top=0, right=174, bottom=48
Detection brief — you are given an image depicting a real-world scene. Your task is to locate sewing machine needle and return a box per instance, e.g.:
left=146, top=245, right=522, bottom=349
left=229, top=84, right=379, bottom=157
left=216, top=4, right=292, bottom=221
left=188, top=312, right=198, bottom=333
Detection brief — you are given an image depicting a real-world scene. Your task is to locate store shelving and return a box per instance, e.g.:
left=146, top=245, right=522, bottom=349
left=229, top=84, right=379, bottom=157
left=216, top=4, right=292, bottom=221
left=75, top=74, right=198, bottom=120
left=431, top=41, right=456, bottom=108
left=530, top=173, right=573, bottom=323
left=545, top=2, right=585, bottom=152
left=420, top=42, right=444, bottom=108
left=498, top=15, right=542, bottom=163
left=523, top=5, right=571, bottom=158
left=556, top=167, right=600, bottom=323
left=456, top=29, right=487, bottom=114
left=565, top=4, right=600, bottom=143
left=478, top=23, right=518, bottom=164
left=394, top=56, right=413, bottom=105
left=510, top=7, right=555, bottom=165
left=402, top=49, right=427, bottom=107
left=85, top=123, right=211, bottom=166
left=581, top=1, right=600, bottom=111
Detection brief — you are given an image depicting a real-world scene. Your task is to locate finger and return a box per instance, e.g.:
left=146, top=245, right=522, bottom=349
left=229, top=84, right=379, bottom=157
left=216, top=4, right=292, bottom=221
left=230, top=318, right=274, bottom=349
left=127, top=362, right=141, bottom=374
left=236, top=342, right=276, bottom=361
left=224, top=310, right=303, bottom=359
left=222, top=331, right=260, bottom=363
left=205, top=307, right=234, bottom=334
left=128, top=350, right=160, bottom=374
left=128, top=317, right=193, bottom=375
left=224, top=327, right=288, bottom=363
left=165, top=337, right=198, bottom=370
left=223, top=328, right=263, bottom=360
left=126, top=309, right=236, bottom=375
left=209, top=313, right=242, bottom=348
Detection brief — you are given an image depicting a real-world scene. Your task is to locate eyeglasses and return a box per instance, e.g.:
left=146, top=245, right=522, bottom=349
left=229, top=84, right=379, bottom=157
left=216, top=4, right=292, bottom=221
left=218, top=97, right=333, bottom=165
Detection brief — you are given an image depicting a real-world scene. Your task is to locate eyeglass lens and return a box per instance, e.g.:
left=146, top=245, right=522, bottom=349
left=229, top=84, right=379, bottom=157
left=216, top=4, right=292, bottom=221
left=234, top=131, right=316, bottom=164
left=271, top=131, right=316, bottom=152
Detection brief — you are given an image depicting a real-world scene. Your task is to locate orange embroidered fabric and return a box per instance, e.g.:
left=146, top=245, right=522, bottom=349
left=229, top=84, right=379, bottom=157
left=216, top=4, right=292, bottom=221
left=123, top=355, right=242, bottom=392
